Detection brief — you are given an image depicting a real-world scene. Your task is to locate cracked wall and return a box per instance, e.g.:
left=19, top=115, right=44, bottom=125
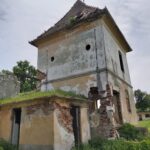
left=54, top=102, right=74, bottom=150
left=0, top=98, right=90, bottom=150
left=19, top=101, right=54, bottom=150
left=38, top=20, right=106, bottom=96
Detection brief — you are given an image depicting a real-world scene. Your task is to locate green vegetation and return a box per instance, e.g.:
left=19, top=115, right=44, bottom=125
left=1, top=60, right=37, bottom=93
left=0, top=139, right=16, bottom=150
left=69, top=16, right=77, bottom=26
left=72, top=138, right=150, bottom=150
left=138, top=120, right=150, bottom=132
left=72, top=123, right=150, bottom=150
left=0, top=89, right=86, bottom=105
left=13, top=60, right=37, bottom=93
left=135, top=89, right=150, bottom=112
left=118, top=123, right=144, bottom=140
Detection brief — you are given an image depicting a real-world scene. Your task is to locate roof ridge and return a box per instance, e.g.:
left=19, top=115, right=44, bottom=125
left=30, top=0, right=103, bottom=46
left=54, top=0, right=99, bottom=26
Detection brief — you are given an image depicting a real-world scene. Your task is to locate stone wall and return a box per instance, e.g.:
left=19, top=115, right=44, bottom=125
left=0, top=74, right=20, bottom=99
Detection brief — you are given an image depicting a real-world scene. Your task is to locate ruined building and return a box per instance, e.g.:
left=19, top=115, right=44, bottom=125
left=0, top=1, right=137, bottom=150
left=30, top=0, right=137, bottom=125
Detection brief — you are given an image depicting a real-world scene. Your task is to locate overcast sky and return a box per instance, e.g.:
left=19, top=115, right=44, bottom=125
left=0, top=0, right=150, bottom=92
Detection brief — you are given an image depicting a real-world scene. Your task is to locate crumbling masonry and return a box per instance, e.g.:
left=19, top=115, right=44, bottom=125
left=0, top=74, right=20, bottom=99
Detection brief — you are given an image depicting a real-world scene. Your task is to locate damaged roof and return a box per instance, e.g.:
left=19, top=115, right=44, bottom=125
left=30, top=0, right=132, bottom=52
left=30, top=0, right=104, bottom=46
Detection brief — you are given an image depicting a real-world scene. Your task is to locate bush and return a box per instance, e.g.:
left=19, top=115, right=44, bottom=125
left=72, top=138, right=150, bottom=150
left=118, top=123, right=144, bottom=140
left=0, top=139, right=16, bottom=150
left=136, top=127, right=149, bottom=136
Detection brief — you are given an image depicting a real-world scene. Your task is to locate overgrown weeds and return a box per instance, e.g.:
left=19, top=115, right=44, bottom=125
left=0, top=139, right=16, bottom=150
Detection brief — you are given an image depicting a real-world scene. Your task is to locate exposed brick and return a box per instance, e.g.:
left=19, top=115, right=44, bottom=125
left=55, top=102, right=73, bottom=133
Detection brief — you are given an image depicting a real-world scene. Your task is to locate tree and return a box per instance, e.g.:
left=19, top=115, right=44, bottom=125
left=13, top=60, right=37, bottom=93
left=134, top=89, right=150, bottom=111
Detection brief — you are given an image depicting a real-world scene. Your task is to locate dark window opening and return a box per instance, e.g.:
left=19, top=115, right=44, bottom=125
left=88, top=87, right=100, bottom=113
left=14, top=109, right=21, bottom=124
left=118, top=51, right=124, bottom=72
left=125, top=90, right=131, bottom=113
left=145, top=114, right=150, bottom=118
left=70, top=106, right=81, bottom=147
left=90, top=87, right=98, bottom=95
left=139, top=115, right=142, bottom=121
left=113, top=91, right=123, bottom=124
left=86, top=44, right=91, bottom=51
left=51, top=56, right=55, bottom=62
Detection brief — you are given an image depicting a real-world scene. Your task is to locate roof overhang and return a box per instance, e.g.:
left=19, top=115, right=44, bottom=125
left=29, top=5, right=132, bottom=53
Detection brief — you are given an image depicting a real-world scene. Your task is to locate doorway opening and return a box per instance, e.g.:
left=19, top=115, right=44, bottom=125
left=70, top=106, right=81, bottom=147
left=11, top=108, right=21, bottom=146
left=139, top=114, right=142, bottom=121
left=112, top=91, right=123, bottom=124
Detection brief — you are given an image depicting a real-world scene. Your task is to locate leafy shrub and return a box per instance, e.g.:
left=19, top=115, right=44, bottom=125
left=0, top=139, right=16, bottom=150
left=136, top=127, right=149, bottom=136
left=72, top=138, right=150, bottom=150
left=118, top=123, right=144, bottom=140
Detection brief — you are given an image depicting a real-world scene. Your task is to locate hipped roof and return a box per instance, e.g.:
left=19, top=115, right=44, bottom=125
left=30, top=0, right=132, bottom=52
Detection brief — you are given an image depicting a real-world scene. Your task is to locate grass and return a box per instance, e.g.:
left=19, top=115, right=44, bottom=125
left=72, top=138, right=150, bottom=150
left=0, top=89, right=86, bottom=105
left=138, top=120, right=150, bottom=132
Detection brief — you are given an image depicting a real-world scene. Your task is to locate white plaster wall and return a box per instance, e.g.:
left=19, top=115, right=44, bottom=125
left=38, top=22, right=106, bottom=82
left=101, top=23, right=137, bottom=123
left=98, top=71, right=108, bottom=91
left=96, top=23, right=106, bottom=69
left=80, top=108, right=91, bottom=143
left=58, top=76, right=96, bottom=96
left=38, top=29, right=97, bottom=81
left=38, top=21, right=108, bottom=95
left=102, top=22, right=131, bottom=85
